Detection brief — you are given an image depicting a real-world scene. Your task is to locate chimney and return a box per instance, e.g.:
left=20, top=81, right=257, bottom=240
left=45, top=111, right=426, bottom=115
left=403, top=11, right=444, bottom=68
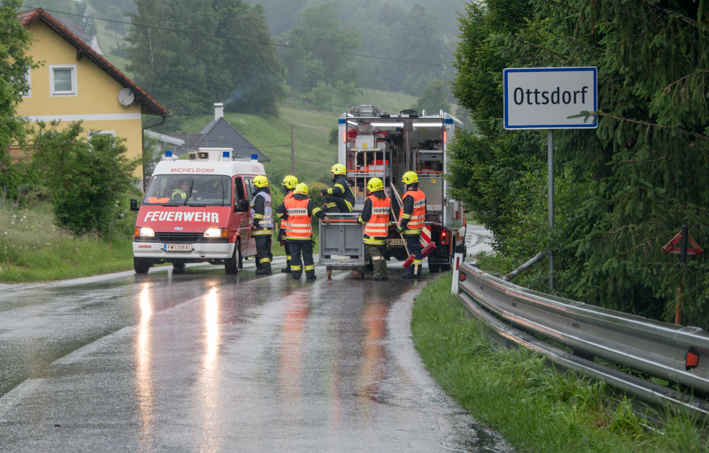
left=214, top=102, right=224, bottom=121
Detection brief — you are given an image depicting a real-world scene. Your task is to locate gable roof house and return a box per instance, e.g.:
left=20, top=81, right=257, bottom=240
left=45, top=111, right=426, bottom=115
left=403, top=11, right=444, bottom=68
left=153, top=103, right=269, bottom=162
left=15, top=8, right=168, bottom=178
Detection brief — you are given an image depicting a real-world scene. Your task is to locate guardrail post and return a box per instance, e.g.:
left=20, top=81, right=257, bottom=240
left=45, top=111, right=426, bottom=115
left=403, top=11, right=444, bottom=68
left=451, top=245, right=466, bottom=294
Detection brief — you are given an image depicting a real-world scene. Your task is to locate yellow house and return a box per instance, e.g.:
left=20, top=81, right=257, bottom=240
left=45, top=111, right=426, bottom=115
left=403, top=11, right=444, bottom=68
left=16, top=8, right=168, bottom=179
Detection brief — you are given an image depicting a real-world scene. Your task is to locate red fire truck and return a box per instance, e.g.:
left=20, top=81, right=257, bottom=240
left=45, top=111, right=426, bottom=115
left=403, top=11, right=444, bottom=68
left=337, top=105, right=467, bottom=271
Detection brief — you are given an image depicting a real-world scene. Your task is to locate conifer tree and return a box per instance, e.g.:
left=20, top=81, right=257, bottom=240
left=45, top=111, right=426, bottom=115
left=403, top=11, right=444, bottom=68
left=451, top=0, right=709, bottom=327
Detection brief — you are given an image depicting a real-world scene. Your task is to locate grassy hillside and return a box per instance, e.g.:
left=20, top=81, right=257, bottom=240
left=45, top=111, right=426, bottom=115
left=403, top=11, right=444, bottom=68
left=180, top=89, right=421, bottom=185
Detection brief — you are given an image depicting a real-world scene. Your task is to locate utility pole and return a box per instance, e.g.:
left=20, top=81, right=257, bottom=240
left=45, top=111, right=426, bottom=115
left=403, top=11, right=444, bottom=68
left=290, top=124, right=295, bottom=175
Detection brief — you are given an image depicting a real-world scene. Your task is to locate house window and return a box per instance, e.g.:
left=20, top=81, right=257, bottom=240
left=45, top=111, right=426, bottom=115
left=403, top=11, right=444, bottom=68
left=22, top=69, right=31, bottom=97
left=50, top=65, right=77, bottom=96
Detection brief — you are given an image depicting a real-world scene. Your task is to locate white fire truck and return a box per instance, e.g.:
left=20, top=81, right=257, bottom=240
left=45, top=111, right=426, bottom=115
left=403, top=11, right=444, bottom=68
left=130, top=148, right=265, bottom=274
left=337, top=105, right=467, bottom=271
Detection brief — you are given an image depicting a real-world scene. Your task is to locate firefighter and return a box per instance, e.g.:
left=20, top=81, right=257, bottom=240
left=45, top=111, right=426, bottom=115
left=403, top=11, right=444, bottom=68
left=278, top=175, right=298, bottom=273
left=397, top=171, right=426, bottom=279
left=321, top=163, right=355, bottom=213
left=250, top=175, right=273, bottom=275
left=358, top=177, right=394, bottom=281
left=172, top=179, right=192, bottom=200
left=276, top=183, right=331, bottom=280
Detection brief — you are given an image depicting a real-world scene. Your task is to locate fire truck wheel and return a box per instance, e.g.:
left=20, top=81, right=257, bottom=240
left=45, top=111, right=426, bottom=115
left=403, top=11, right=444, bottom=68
left=134, top=258, right=150, bottom=274
left=225, top=241, right=240, bottom=274
left=172, top=261, right=185, bottom=274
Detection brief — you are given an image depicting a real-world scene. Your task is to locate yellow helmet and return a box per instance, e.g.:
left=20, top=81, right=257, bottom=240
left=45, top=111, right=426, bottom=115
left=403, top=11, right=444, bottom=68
left=367, top=177, right=383, bottom=192
left=294, top=183, right=309, bottom=196
left=253, top=175, right=269, bottom=188
left=331, top=163, right=347, bottom=175
left=282, top=175, right=298, bottom=190
left=402, top=171, right=418, bottom=185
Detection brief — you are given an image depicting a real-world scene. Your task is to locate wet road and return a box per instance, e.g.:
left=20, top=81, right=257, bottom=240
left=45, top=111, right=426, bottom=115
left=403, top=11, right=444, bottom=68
left=0, top=257, right=510, bottom=452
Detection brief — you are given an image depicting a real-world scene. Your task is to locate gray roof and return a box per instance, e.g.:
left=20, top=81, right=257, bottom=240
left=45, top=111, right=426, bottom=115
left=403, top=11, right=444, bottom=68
left=161, top=118, right=269, bottom=162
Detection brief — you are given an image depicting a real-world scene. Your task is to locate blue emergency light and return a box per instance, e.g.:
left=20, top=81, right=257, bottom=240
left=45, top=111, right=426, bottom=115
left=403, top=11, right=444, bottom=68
left=165, top=150, right=173, bottom=158
left=222, top=151, right=230, bottom=159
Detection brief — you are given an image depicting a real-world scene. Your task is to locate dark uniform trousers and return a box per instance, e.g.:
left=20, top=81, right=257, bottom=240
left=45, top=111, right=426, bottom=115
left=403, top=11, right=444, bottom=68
left=255, top=236, right=273, bottom=269
left=289, top=240, right=315, bottom=279
left=324, top=194, right=349, bottom=213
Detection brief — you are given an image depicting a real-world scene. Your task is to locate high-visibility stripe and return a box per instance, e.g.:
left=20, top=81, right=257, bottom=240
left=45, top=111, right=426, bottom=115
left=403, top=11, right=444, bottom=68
left=285, top=197, right=313, bottom=239
left=364, top=195, right=391, bottom=238
left=291, top=265, right=302, bottom=271
left=259, top=257, right=271, bottom=263
left=364, top=236, right=386, bottom=245
left=252, top=229, right=272, bottom=236
left=400, top=189, right=425, bottom=231
left=304, top=265, right=314, bottom=271
left=281, top=193, right=293, bottom=228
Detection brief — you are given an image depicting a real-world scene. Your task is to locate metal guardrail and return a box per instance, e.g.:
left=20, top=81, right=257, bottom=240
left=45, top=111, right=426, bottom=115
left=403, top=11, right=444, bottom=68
left=455, top=262, right=709, bottom=415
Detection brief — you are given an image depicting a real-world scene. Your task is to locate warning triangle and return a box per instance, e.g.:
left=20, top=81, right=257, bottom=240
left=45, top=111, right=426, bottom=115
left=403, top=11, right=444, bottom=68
left=662, top=231, right=703, bottom=255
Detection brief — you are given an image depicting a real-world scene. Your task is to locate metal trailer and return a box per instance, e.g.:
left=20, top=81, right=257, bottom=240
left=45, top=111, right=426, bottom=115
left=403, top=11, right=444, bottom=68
left=318, top=213, right=366, bottom=279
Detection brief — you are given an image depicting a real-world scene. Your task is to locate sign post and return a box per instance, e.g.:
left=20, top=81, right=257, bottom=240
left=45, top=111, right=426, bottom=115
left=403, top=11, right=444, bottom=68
left=504, top=67, right=598, bottom=291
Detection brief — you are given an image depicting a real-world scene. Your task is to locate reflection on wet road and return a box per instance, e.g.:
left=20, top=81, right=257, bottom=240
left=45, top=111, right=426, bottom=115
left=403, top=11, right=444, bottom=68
left=0, top=262, right=511, bottom=452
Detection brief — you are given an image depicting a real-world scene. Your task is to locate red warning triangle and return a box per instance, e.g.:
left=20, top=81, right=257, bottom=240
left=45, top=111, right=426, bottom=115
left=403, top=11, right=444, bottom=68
left=662, top=231, right=703, bottom=255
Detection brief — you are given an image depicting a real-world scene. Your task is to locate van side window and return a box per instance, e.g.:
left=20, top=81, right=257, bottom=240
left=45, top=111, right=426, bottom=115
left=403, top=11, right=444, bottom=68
left=234, top=177, right=246, bottom=206
left=244, top=178, right=254, bottom=202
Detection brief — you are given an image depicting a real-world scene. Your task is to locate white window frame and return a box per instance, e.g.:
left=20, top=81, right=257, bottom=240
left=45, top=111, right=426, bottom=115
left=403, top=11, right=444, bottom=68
left=90, top=130, right=115, bottom=137
left=22, top=69, right=31, bottom=98
left=49, top=65, right=77, bottom=97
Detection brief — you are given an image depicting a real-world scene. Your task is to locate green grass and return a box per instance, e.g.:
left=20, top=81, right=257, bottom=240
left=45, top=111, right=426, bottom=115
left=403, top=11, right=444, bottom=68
left=411, top=274, right=708, bottom=453
left=181, top=89, right=425, bottom=185
left=0, top=204, right=135, bottom=283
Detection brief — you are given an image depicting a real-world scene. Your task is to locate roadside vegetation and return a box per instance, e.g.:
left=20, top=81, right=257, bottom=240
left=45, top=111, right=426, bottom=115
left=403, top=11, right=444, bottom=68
left=0, top=203, right=135, bottom=283
left=412, top=274, right=708, bottom=453
left=449, top=1, right=709, bottom=331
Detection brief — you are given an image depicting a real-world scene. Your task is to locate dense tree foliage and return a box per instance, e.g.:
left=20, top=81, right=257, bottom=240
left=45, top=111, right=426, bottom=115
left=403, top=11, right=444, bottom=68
left=31, top=122, right=139, bottom=238
left=251, top=0, right=462, bottom=99
left=412, top=80, right=451, bottom=115
left=0, top=0, right=34, bottom=190
left=450, top=0, right=709, bottom=328
left=278, top=3, right=359, bottom=95
left=125, top=0, right=284, bottom=117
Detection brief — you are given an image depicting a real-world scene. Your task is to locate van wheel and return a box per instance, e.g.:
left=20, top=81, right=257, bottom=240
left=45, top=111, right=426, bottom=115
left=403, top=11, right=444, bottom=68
left=225, top=241, right=240, bottom=274
left=134, top=258, right=150, bottom=274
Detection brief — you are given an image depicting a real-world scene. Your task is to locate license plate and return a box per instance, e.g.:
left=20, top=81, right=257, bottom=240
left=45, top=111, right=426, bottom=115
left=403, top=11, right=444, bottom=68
left=386, top=239, right=405, bottom=246
left=164, top=244, right=193, bottom=252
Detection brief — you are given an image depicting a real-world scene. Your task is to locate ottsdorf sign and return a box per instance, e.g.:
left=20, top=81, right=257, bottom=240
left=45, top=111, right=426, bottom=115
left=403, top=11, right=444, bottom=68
left=503, top=67, right=598, bottom=129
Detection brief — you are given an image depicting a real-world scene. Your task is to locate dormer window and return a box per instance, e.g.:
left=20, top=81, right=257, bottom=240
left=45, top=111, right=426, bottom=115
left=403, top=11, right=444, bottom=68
left=50, top=65, right=77, bottom=96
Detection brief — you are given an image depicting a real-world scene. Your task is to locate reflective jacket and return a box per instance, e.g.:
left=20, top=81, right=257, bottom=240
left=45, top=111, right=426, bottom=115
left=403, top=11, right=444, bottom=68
left=250, top=188, right=273, bottom=236
left=358, top=191, right=392, bottom=245
left=399, top=188, right=426, bottom=235
left=277, top=194, right=325, bottom=240
left=278, top=191, right=294, bottom=241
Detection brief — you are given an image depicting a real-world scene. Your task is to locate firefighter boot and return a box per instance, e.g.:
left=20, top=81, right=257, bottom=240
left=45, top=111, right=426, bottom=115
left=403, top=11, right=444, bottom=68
left=257, top=263, right=272, bottom=275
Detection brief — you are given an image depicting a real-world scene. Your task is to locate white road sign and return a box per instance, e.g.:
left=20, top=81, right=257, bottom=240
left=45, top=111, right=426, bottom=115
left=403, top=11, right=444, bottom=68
left=503, top=67, right=598, bottom=129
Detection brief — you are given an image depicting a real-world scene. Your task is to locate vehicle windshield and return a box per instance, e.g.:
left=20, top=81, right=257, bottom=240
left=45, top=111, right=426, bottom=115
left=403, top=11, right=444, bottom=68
left=143, top=175, right=232, bottom=206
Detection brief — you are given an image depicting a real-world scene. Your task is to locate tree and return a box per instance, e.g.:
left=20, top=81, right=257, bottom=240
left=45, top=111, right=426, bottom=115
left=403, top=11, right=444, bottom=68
left=451, top=0, right=709, bottom=328
left=0, top=0, right=34, bottom=180
left=412, top=80, right=450, bottom=115
left=31, top=122, right=140, bottom=238
left=279, top=3, right=360, bottom=94
left=125, top=0, right=284, bottom=117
